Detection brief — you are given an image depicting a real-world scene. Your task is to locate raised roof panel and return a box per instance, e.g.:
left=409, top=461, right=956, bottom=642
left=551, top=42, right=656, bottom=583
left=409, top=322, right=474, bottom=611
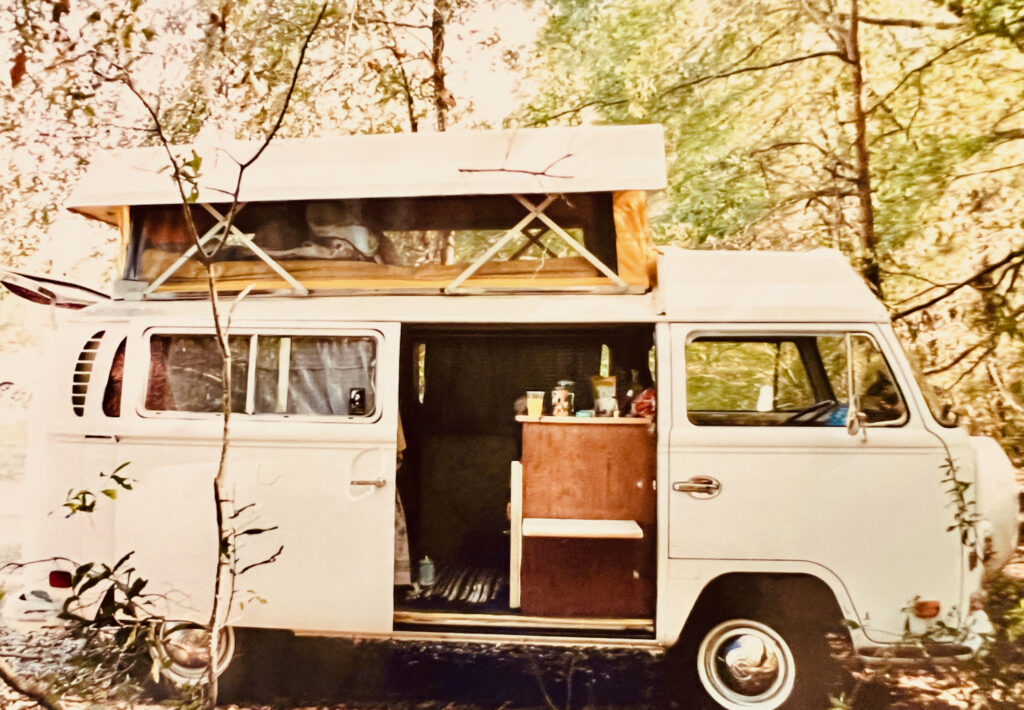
left=67, top=125, right=667, bottom=221
left=66, top=127, right=666, bottom=296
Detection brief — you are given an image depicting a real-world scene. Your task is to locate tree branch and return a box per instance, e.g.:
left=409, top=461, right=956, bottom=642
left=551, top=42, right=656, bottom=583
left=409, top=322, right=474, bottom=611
left=237, top=545, right=285, bottom=576
left=987, top=361, right=1024, bottom=414
left=925, top=339, right=990, bottom=375
left=945, top=342, right=998, bottom=390
left=534, top=96, right=628, bottom=124
left=950, top=161, right=1024, bottom=181
left=865, top=34, right=976, bottom=116
left=892, top=248, right=1024, bottom=319
left=840, top=14, right=963, bottom=29
left=660, top=50, right=851, bottom=97
left=0, top=657, right=66, bottom=710
left=992, top=128, right=1024, bottom=143
left=534, top=51, right=849, bottom=124
left=237, top=3, right=327, bottom=172
left=458, top=152, right=574, bottom=179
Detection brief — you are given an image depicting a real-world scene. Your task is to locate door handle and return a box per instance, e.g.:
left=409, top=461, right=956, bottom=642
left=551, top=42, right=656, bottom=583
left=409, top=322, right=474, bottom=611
left=350, top=478, right=386, bottom=488
left=672, top=476, right=721, bottom=498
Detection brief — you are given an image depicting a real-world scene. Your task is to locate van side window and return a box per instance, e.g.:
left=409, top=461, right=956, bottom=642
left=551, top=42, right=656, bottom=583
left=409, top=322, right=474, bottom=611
left=102, top=339, right=127, bottom=417
left=146, top=335, right=249, bottom=413
left=254, top=336, right=376, bottom=416
left=818, top=334, right=907, bottom=424
left=686, top=334, right=906, bottom=426
left=144, top=333, right=377, bottom=417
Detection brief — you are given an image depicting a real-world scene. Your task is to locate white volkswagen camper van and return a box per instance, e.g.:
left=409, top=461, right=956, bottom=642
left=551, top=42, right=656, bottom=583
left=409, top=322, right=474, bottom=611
left=2, top=125, right=1019, bottom=710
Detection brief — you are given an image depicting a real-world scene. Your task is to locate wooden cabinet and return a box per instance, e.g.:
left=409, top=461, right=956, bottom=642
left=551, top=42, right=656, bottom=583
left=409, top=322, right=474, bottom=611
left=513, top=417, right=656, bottom=618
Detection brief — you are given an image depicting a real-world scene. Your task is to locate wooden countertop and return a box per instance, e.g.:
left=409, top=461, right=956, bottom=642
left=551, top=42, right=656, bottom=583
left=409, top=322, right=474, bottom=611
left=515, top=415, right=653, bottom=425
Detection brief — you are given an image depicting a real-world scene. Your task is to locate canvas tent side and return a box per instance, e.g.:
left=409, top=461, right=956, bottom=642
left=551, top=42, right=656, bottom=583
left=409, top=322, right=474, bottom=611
left=65, top=125, right=667, bottom=297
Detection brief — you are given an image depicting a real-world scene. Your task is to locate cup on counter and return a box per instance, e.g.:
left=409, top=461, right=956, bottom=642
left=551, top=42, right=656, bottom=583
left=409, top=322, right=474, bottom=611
left=526, top=390, right=545, bottom=417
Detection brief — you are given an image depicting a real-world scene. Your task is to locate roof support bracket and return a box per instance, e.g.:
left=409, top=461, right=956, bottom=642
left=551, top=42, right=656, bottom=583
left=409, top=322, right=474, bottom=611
left=444, top=194, right=627, bottom=294
left=143, top=203, right=309, bottom=297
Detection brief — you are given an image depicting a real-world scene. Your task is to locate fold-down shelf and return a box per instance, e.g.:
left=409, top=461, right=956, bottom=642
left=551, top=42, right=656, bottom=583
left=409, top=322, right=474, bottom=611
left=522, top=517, right=643, bottom=540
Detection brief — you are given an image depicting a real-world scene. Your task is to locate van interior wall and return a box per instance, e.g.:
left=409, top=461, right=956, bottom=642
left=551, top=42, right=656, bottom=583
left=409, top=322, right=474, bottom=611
left=398, top=325, right=655, bottom=577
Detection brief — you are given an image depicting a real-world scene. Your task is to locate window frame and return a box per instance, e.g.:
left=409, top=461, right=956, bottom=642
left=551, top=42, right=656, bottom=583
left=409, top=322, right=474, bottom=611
left=138, top=326, right=384, bottom=424
left=683, top=329, right=910, bottom=429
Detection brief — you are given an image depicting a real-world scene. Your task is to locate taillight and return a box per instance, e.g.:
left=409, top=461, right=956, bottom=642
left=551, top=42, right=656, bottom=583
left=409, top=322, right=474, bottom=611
left=48, top=571, right=72, bottom=589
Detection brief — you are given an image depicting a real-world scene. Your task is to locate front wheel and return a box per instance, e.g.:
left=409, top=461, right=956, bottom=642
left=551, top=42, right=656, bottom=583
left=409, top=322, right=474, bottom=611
left=696, top=618, right=796, bottom=709
left=672, top=610, right=837, bottom=709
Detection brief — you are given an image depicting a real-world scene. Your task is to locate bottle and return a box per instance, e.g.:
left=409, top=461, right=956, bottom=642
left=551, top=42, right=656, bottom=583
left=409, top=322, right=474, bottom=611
left=620, top=369, right=643, bottom=416
left=418, top=555, right=436, bottom=586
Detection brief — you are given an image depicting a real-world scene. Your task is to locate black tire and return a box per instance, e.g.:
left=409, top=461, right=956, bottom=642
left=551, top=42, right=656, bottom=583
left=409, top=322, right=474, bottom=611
left=146, top=622, right=237, bottom=702
left=668, top=605, right=837, bottom=709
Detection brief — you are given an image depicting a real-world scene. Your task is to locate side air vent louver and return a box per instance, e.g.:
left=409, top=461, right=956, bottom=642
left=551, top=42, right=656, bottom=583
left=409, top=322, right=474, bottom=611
left=71, top=331, right=105, bottom=417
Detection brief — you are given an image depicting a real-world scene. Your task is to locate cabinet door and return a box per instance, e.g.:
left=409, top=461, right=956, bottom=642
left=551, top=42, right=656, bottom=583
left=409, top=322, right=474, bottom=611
left=521, top=421, right=655, bottom=523
left=520, top=420, right=656, bottom=618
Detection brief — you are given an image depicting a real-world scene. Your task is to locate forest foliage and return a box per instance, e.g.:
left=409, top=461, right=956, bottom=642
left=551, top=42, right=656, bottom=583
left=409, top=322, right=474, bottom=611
left=522, top=0, right=1024, bottom=463
left=4, top=0, right=1024, bottom=464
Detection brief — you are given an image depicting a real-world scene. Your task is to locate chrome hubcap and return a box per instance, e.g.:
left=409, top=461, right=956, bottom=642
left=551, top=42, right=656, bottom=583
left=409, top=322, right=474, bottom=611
left=154, top=623, right=235, bottom=684
left=697, top=619, right=795, bottom=709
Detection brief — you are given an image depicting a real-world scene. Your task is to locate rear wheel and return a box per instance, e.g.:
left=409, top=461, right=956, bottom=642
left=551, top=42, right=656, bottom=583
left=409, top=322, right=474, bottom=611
left=149, top=622, right=238, bottom=697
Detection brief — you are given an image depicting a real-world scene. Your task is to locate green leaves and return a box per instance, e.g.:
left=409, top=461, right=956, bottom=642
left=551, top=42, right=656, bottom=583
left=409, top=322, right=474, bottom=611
left=177, top=150, right=203, bottom=203
left=62, top=462, right=133, bottom=516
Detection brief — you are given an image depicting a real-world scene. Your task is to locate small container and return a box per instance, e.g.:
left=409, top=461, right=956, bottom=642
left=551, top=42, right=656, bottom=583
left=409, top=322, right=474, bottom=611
left=591, top=375, right=617, bottom=417
left=419, top=555, right=436, bottom=586
left=551, top=380, right=575, bottom=417
left=526, top=390, right=545, bottom=417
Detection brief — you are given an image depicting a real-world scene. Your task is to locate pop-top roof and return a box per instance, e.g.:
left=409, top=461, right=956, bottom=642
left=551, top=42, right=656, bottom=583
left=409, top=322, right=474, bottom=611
left=67, top=125, right=667, bottom=225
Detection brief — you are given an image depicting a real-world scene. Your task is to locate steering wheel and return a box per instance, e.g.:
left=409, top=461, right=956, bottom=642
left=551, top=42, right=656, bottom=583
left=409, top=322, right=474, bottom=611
left=783, top=399, right=837, bottom=425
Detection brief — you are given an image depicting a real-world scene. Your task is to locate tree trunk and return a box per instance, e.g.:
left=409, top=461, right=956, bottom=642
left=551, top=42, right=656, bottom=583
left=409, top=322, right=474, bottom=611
left=431, top=0, right=451, bottom=132
left=845, top=0, right=883, bottom=297
left=430, top=0, right=454, bottom=262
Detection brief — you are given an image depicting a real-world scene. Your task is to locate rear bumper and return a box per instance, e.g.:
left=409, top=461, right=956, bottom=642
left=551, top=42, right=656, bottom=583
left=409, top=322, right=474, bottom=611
left=855, top=608, right=994, bottom=666
left=0, top=572, right=70, bottom=633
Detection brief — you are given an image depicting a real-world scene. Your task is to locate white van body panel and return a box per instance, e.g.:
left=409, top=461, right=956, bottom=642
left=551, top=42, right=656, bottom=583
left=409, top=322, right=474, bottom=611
left=971, top=435, right=1020, bottom=573
left=667, top=322, right=966, bottom=646
left=657, top=248, right=889, bottom=323
left=17, top=318, right=399, bottom=635
left=6, top=248, right=1017, bottom=660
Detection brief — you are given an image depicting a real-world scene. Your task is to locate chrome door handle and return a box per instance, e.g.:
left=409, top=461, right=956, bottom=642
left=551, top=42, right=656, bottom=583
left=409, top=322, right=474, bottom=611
left=350, top=478, right=386, bottom=488
left=672, top=476, right=721, bottom=498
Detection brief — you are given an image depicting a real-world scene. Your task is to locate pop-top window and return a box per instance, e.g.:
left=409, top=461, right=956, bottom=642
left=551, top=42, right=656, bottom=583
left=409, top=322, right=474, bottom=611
left=145, top=333, right=376, bottom=417
left=686, top=334, right=906, bottom=426
left=127, top=194, right=615, bottom=281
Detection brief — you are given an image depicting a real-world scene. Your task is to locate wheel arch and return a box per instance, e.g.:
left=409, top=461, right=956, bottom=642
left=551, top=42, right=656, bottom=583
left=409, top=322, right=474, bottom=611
left=664, top=572, right=851, bottom=708
left=675, top=571, right=848, bottom=647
